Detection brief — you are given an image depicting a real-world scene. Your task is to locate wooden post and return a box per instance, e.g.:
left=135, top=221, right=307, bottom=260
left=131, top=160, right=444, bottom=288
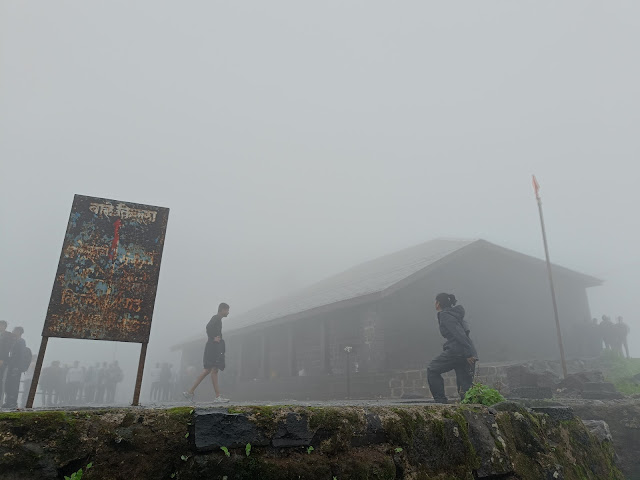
left=132, top=342, right=148, bottom=406
left=26, top=336, right=48, bottom=409
left=533, top=175, right=568, bottom=378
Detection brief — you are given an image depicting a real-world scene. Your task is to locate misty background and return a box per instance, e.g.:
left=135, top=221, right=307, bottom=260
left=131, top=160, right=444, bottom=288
left=1, top=1, right=638, bottom=402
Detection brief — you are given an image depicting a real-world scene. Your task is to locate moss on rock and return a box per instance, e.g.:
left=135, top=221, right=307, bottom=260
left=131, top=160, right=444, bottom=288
left=0, top=404, right=625, bottom=480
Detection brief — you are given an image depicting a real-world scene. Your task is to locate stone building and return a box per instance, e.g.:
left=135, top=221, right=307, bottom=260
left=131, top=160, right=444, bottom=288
left=172, top=238, right=601, bottom=400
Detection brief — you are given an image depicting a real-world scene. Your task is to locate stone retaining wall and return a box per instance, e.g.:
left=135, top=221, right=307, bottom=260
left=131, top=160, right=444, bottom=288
left=389, top=363, right=510, bottom=399
left=0, top=403, right=624, bottom=480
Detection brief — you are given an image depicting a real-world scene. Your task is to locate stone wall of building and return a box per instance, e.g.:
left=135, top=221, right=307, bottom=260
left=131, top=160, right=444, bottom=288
left=388, top=357, right=615, bottom=399
left=389, top=363, right=512, bottom=399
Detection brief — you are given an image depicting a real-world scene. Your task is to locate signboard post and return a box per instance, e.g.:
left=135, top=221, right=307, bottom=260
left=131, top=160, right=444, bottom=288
left=26, top=195, right=169, bottom=408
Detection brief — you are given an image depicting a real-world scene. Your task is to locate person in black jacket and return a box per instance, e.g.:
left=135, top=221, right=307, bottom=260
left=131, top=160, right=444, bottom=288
left=0, top=320, right=13, bottom=403
left=183, top=303, right=230, bottom=403
left=427, top=293, right=478, bottom=403
left=2, top=327, right=25, bottom=409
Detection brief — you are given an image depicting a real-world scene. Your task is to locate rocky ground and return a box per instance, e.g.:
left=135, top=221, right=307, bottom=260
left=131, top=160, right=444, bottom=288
left=521, top=397, right=640, bottom=480
left=0, top=399, right=628, bottom=480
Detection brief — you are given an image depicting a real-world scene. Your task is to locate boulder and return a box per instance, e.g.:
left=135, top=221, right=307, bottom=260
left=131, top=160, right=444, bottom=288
left=582, top=420, right=613, bottom=443
left=506, top=365, right=560, bottom=390
left=194, top=408, right=269, bottom=451
left=463, top=410, right=514, bottom=478
left=272, top=413, right=314, bottom=447
left=581, top=382, right=624, bottom=400
left=557, top=371, right=606, bottom=393
left=572, top=399, right=640, bottom=478
left=530, top=406, right=575, bottom=422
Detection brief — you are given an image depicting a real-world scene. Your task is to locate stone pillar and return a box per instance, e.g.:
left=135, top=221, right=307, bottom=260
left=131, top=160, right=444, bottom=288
left=320, top=320, right=330, bottom=374
left=287, top=325, right=296, bottom=377
left=363, top=304, right=384, bottom=372
left=259, top=333, right=270, bottom=379
left=236, top=336, right=244, bottom=381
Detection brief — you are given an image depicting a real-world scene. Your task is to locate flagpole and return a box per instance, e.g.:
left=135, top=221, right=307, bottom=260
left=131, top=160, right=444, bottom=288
left=533, top=175, right=568, bottom=378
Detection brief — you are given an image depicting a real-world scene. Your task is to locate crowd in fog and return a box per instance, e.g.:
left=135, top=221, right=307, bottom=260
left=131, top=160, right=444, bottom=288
left=1, top=319, right=129, bottom=409
left=147, top=362, right=184, bottom=402
left=32, top=360, right=124, bottom=407
left=571, top=315, right=630, bottom=359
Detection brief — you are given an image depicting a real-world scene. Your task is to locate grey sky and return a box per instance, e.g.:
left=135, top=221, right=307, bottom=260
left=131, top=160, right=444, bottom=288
left=1, top=1, right=638, bottom=386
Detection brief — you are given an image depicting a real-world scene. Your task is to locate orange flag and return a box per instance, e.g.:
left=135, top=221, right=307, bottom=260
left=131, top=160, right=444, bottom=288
left=532, top=175, right=540, bottom=199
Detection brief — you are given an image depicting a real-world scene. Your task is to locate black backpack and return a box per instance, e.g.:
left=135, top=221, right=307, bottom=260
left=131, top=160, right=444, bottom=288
left=19, top=346, right=32, bottom=373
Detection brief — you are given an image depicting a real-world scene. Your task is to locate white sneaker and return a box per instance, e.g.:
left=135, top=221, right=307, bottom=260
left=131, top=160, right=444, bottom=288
left=214, top=396, right=230, bottom=403
left=182, top=391, right=194, bottom=402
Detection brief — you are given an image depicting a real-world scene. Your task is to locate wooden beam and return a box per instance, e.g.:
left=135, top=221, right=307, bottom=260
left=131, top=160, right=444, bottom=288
left=26, top=336, right=48, bottom=409
left=132, top=342, right=148, bottom=406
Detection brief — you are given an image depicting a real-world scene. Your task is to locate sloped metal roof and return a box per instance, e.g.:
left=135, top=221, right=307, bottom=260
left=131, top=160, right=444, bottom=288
left=226, top=238, right=478, bottom=332
left=172, top=237, right=602, bottom=349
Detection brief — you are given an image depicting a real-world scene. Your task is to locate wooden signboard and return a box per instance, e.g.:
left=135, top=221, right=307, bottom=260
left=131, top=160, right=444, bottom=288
left=26, top=195, right=169, bottom=407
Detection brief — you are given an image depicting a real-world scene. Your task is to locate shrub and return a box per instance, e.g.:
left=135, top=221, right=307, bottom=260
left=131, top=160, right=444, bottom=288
left=461, top=383, right=505, bottom=406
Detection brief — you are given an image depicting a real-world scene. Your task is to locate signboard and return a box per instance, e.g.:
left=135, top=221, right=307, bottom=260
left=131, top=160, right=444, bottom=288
left=27, top=195, right=169, bottom=407
left=43, top=195, right=169, bottom=343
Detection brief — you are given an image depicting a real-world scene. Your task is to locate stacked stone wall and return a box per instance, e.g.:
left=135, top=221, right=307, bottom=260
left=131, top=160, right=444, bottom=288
left=389, top=363, right=511, bottom=399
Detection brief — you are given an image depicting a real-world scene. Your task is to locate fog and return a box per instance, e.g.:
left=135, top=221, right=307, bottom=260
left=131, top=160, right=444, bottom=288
left=1, top=1, right=638, bottom=404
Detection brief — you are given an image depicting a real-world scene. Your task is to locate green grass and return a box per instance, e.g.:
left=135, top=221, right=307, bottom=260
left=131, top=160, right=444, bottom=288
left=461, top=383, right=505, bottom=406
left=599, top=351, right=640, bottom=395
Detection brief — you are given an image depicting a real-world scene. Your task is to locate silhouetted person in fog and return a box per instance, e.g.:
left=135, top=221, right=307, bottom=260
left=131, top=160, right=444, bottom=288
left=60, top=364, right=70, bottom=404
left=21, top=362, right=35, bottom=408
left=105, top=361, right=123, bottom=404
left=615, top=316, right=630, bottom=359
left=41, top=361, right=64, bottom=406
left=0, top=320, right=12, bottom=403
left=95, top=362, right=108, bottom=404
left=149, top=362, right=161, bottom=401
left=66, top=361, right=83, bottom=404
left=181, top=365, right=197, bottom=399
left=184, top=303, right=230, bottom=403
left=159, top=363, right=172, bottom=401
left=427, top=293, right=478, bottom=404
left=600, top=315, right=615, bottom=350
left=84, top=363, right=99, bottom=403
left=3, top=327, right=26, bottom=409
left=589, top=318, right=603, bottom=357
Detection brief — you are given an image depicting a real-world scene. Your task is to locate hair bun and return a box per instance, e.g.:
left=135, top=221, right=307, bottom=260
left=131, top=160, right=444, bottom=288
left=449, top=294, right=457, bottom=306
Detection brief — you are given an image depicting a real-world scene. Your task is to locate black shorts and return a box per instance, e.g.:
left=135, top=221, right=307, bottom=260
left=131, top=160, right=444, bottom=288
left=203, top=339, right=225, bottom=371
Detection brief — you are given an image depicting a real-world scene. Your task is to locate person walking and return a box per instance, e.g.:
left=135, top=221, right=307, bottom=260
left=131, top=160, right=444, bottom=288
left=183, top=303, right=230, bottom=403
left=427, top=293, right=478, bottom=404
